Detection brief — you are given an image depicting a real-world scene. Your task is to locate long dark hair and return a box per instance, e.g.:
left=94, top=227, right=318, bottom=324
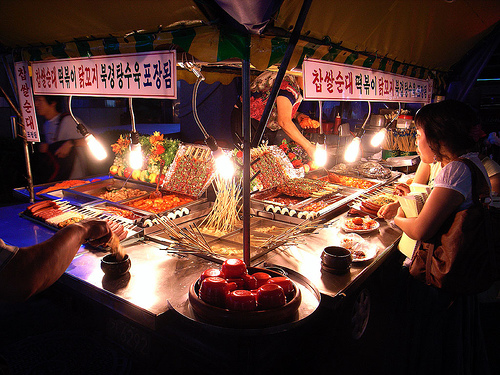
left=414, top=100, right=478, bottom=161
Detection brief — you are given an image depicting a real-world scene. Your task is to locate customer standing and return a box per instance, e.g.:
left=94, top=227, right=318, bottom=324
left=389, top=100, right=491, bottom=374
left=34, top=95, right=87, bottom=182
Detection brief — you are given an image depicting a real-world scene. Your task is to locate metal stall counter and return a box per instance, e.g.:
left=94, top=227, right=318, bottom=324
left=0, top=201, right=402, bottom=333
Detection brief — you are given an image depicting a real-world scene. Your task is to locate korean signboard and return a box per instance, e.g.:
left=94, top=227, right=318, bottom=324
left=32, top=50, right=177, bottom=99
left=303, top=59, right=432, bottom=104
left=14, top=61, right=40, bottom=142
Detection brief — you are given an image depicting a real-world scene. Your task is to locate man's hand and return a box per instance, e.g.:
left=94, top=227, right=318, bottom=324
left=79, top=219, right=112, bottom=247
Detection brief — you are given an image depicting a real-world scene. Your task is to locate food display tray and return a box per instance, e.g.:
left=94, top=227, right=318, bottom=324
left=20, top=199, right=142, bottom=243
left=144, top=216, right=299, bottom=264
left=67, top=177, right=155, bottom=203
left=13, top=176, right=110, bottom=201
left=121, top=191, right=200, bottom=215
left=250, top=183, right=365, bottom=225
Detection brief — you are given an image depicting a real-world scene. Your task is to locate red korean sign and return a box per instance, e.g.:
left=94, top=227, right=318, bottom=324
left=303, top=59, right=432, bottom=104
left=32, top=51, right=177, bottom=99
left=15, top=61, right=40, bottom=142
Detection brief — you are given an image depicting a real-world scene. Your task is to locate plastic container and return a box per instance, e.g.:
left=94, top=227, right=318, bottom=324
left=382, top=149, right=400, bottom=159
left=396, top=115, right=413, bottom=129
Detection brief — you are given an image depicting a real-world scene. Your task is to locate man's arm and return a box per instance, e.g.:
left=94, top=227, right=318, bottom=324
left=0, top=219, right=111, bottom=302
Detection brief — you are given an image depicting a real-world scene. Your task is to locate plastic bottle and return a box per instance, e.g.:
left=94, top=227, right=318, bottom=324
left=334, top=113, right=341, bottom=135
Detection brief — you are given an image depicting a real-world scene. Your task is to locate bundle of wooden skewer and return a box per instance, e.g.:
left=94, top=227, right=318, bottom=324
left=381, top=129, right=398, bottom=150
left=351, top=185, right=395, bottom=207
left=259, top=219, right=320, bottom=250
left=200, top=175, right=242, bottom=234
left=395, top=129, right=417, bottom=153
left=154, top=214, right=213, bottom=255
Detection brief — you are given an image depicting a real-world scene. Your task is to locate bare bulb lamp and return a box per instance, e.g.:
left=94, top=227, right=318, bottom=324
left=129, top=131, right=143, bottom=170
left=344, top=137, right=361, bottom=163
left=76, top=123, right=107, bottom=161
left=314, top=139, right=327, bottom=168
left=205, top=135, right=234, bottom=180
left=370, top=127, right=387, bottom=147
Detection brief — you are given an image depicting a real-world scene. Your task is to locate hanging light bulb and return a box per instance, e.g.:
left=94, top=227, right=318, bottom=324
left=213, top=148, right=235, bottom=180
left=75, top=123, right=107, bottom=160
left=129, top=131, right=142, bottom=170
left=314, top=101, right=327, bottom=167
left=344, top=137, right=361, bottom=163
left=314, top=137, right=327, bottom=167
left=205, top=135, right=234, bottom=179
left=69, top=96, right=107, bottom=161
left=127, top=98, right=142, bottom=170
left=371, top=127, right=387, bottom=147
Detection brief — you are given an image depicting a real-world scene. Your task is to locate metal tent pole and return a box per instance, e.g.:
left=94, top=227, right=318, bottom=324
left=0, top=85, right=35, bottom=203
left=252, top=0, right=313, bottom=148
left=242, top=58, right=251, bottom=265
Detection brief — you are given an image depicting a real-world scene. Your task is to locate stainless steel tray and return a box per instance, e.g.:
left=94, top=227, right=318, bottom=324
left=144, top=216, right=299, bottom=264
left=68, top=178, right=155, bottom=203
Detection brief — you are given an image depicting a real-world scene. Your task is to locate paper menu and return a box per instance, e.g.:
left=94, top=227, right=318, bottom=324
left=409, top=183, right=432, bottom=195
left=397, top=192, right=427, bottom=258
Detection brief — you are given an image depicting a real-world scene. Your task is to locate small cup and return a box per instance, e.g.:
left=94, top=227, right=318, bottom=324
left=101, top=254, right=131, bottom=278
left=321, top=246, right=352, bottom=274
left=199, top=277, right=236, bottom=308
left=226, top=290, right=257, bottom=311
left=266, top=277, right=295, bottom=299
left=256, top=284, right=286, bottom=310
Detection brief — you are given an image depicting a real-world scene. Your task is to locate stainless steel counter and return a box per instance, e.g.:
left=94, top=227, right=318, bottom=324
left=0, top=202, right=402, bottom=332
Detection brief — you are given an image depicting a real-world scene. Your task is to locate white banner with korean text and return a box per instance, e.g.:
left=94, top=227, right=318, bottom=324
left=32, top=51, right=177, bottom=99
left=303, top=59, right=432, bottom=104
left=14, top=61, right=40, bottom=142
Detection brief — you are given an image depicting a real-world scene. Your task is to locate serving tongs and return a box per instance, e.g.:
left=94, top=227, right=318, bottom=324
left=150, top=160, right=165, bottom=199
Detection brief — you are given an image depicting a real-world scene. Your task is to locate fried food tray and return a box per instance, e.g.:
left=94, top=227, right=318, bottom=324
left=67, top=177, right=155, bottom=203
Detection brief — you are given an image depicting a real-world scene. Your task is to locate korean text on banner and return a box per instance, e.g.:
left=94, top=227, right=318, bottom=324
left=14, top=61, right=40, bottom=142
left=31, top=51, right=177, bottom=99
left=302, top=59, right=432, bottom=104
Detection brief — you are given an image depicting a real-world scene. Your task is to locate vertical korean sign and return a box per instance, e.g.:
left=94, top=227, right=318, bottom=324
left=15, top=61, right=40, bottom=142
left=31, top=50, right=177, bottom=99
left=303, top=58, right=432, bottom=104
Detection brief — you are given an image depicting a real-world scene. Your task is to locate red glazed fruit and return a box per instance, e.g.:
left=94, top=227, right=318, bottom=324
left=199, top=277, right=231, bottom=308
left=221, top=258, right=247, bottom=279
left=226, top=290, right=257, bottom=311
left=200, top=268, right=224, bottom=281
left=252, top=272, right=272, bottom=287
left=267, top=277, right=295, bottom=299
left=256, top=284, right=286, bottom=309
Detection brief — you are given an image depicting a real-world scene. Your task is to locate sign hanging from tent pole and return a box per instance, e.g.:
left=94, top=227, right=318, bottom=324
left=31, top=51, right=177, bottom=99
left=14, top=61, right=40, bottom=142
left=303, top=58, right=432, bottom=104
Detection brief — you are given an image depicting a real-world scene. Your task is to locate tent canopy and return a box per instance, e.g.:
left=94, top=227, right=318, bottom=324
left=1, top=0, right=499, bottom=85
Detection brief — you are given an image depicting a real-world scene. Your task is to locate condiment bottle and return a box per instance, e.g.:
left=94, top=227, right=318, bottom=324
left=334, top=113, right=341, bottom=135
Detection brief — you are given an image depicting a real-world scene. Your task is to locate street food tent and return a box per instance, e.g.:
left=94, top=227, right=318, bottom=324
left=1, top=0, right=499, bottom=92
left=1, top=0, right=498, bottom=261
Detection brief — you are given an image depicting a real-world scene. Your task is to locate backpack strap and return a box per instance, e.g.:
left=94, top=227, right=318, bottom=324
left=52, top=112, right=71, bottom=142
left=457, top=157, right=491, bottom=207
